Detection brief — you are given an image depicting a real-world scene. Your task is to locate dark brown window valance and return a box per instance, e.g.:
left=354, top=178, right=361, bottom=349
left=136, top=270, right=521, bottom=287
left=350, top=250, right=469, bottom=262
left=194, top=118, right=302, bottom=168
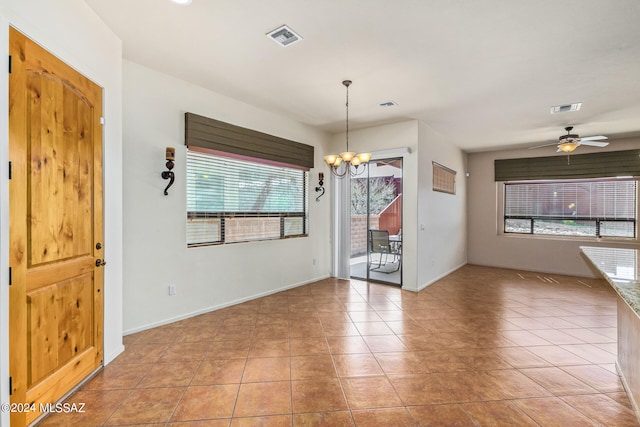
left=495, top=149, right=640, bottom=181
left=185, top=112, right=314, bottom=170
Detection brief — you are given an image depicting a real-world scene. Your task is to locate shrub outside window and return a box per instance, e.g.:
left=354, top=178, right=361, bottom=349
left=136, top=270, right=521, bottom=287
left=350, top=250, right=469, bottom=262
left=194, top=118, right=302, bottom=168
left=187, top=150, right=308, bottom=246
left=504, top=178, right=637, bottom=238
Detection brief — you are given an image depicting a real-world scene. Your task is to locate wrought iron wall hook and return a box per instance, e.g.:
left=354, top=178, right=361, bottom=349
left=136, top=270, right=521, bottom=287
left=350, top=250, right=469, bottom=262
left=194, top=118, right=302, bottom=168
left=162, top=147, right=176, bottom=195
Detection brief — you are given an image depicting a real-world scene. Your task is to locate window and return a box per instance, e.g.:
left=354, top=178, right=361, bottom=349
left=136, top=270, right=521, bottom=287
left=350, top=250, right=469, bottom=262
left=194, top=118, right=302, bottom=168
left=504, top=178, right=637, bottom=238
left=187, top=150, right=308, bottom=246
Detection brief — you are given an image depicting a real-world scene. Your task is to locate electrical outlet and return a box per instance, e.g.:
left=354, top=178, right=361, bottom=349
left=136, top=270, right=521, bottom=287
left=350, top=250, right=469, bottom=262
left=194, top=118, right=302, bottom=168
left=168, top=285, right=177, bottom=296
left=312, top=258, right=316, bottom=265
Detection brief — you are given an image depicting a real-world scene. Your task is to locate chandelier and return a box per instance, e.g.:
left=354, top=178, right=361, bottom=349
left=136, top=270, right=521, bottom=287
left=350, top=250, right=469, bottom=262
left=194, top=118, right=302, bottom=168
left=324, top=80, right=371, bottom=177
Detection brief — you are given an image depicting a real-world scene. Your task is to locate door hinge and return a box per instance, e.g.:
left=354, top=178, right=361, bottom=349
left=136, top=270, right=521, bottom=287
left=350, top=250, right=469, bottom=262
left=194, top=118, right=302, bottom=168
left=8, top=55, right=11, bottom=74
left=9, top=376, right=12, bottom=396
left=8, top=161, right=11, bottom=180
left=8, top=267, right=11, bottom=286
left=100, top=116, right=105, bottom=125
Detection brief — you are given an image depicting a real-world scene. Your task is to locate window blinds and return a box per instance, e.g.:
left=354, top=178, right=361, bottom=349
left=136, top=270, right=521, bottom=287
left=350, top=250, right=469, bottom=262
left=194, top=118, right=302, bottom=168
left=187, top=150, right=308, bottom=246
left=504, top=179, right=637, bottom=237
left=432, top=162, right=456, bottom=194
left=505, top=180, right=636, bottom=219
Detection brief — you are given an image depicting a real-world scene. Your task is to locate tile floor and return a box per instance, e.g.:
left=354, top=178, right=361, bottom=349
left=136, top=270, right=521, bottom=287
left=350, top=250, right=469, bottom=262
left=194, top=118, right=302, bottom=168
left=39, top=265, right=640, bottom=426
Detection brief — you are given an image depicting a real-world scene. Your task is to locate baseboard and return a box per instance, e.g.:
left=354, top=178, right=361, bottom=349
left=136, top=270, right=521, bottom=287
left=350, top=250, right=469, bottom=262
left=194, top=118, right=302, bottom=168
left=466, top=260, right=598, bottom=279
left=123, top=274, right=331, bottom=336
left=104, top=344, right=125, bottom=365
left=409, top=262, right=467, bottom=293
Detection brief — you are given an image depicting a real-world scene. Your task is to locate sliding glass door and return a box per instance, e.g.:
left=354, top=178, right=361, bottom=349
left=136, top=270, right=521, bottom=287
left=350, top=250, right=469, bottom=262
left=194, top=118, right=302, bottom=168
left=350, top=157, right=403, bottom=286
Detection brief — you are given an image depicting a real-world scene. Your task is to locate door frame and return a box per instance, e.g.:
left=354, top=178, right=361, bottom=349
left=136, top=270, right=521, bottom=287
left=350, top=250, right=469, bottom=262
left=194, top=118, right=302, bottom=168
left=1, top=16, right=12, bottom=427
left=350, top=156, right=404, bottom=286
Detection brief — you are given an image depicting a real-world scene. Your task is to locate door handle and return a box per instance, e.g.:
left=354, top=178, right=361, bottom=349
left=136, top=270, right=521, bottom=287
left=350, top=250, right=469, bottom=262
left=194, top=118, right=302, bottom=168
left=95, top=259, right=107, bottom=267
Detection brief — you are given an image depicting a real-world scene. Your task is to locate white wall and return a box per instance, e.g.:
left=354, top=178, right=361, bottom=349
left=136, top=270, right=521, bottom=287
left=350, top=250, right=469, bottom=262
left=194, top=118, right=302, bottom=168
left=0, top=0, right=123, bottom=425
left=467, top=137, right=640, bottom=277
left=123, top=60, right=332, bottom=333
left=416, top=122, right=468, bottom=289
left=330, top=120, right=420, bottom=290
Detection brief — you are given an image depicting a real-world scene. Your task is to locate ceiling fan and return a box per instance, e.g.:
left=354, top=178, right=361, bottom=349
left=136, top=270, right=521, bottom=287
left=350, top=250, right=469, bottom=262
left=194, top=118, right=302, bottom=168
left=529, top=126, right=609, bottom=153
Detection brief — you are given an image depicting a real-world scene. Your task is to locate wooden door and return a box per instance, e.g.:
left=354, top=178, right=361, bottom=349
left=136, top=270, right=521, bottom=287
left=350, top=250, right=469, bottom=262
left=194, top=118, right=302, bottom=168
left=8, top=27, right=104, bottom=426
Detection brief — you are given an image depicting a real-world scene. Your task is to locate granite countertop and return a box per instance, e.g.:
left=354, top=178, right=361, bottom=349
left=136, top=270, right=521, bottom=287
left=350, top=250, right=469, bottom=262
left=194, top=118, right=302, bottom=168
left=581, top=246, right=640, bottom=317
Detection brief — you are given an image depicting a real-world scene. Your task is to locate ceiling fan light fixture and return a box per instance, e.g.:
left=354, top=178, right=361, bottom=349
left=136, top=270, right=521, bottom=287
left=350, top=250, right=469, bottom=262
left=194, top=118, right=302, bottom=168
left=558, top=142, right=579, bottom=153
left=529, top=126, right=607, bottom=153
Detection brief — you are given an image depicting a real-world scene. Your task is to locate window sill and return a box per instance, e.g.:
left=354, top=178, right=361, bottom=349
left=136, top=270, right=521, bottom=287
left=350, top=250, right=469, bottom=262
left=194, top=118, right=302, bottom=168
left=188, top=234, right=308, bottom=248
left=498, top=232, right=638, bottom=244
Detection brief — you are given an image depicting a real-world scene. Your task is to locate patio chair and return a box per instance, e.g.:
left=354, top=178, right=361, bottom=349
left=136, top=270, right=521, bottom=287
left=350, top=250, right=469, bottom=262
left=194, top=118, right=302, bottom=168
left=368, top=229, right=401, bottom=272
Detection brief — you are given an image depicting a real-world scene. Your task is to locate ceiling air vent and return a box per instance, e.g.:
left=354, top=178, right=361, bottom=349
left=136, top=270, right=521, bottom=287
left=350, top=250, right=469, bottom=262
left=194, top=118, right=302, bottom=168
left=266, top=25, right=303, bottom=47
left=550, top=102, right=582, bottom=114
left=379, top=101, right=398, bottom=107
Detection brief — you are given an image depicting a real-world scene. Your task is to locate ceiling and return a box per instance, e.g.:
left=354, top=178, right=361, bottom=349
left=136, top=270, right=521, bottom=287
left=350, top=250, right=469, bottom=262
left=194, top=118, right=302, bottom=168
left=84, top=0, right=640, bottom=152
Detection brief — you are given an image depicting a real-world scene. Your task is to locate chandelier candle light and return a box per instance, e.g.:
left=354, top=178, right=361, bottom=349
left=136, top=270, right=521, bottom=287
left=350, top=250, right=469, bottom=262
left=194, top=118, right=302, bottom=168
left=324, top=80, right=371, bottom=177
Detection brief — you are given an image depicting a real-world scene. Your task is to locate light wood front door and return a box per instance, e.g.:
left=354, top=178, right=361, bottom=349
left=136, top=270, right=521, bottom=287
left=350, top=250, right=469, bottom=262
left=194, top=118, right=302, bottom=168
left=8, top=27, right=104, bottom=426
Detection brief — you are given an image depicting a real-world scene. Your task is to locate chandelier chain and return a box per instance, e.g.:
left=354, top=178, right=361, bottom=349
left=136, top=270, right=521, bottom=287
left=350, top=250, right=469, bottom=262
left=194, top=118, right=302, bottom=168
left=345, top=82, right=349, bottom=152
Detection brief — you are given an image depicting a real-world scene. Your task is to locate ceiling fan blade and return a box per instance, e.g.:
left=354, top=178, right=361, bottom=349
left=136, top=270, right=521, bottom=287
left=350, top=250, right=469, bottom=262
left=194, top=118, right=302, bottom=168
left=580, top=135, right=608, bottom=142
left=528, top=142, right=560, bottom=150
left=579, top=140, right=609, bottom=147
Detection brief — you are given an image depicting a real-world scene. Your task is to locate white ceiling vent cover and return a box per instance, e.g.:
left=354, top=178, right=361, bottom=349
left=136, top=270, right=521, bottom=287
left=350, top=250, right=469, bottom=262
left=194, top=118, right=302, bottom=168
left=267, top=25, right=303, bottom=47
left=551, top=102, right=582, bottom=114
